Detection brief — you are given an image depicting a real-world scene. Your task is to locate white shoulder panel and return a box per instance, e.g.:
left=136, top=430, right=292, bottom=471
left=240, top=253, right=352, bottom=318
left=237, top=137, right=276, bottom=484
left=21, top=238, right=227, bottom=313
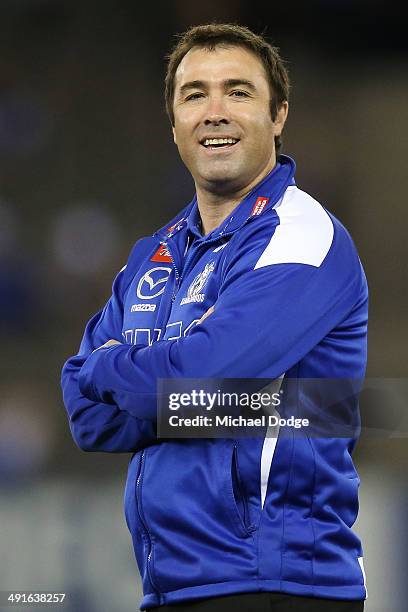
left=254, top=186, right=334, bottom=269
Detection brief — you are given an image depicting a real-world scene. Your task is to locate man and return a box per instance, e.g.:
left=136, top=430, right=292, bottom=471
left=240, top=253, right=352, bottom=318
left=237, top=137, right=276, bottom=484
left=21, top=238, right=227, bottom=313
left=61, top=24, right=367, bottom=612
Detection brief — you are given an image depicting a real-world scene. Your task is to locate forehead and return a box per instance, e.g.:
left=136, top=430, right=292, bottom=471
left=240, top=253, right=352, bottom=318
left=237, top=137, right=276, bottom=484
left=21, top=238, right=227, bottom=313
left=174, top=45, right=269, bottom=90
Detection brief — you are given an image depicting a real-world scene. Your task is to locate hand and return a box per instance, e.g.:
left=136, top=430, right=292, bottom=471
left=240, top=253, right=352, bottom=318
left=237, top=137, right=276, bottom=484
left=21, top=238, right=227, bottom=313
left=197, top=305, right=214, bottom=325
left=93, top=339, right=122, bottom=352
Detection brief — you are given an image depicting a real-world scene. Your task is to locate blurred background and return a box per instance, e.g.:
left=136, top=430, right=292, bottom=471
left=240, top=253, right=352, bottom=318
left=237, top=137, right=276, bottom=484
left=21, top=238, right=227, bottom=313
left=0, top=1, right=406, bottom=611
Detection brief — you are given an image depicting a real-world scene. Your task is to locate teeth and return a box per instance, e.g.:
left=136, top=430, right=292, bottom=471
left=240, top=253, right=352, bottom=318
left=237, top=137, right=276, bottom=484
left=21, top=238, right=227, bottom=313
left=203, top=138, right=238, bottom=146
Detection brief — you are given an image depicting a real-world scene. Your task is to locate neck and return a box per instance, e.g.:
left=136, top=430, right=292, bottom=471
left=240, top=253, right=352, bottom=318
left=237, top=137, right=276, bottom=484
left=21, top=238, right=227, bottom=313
left=195, top=190, right=241, bottom=235
left=196, top=158, right=277, bottom=236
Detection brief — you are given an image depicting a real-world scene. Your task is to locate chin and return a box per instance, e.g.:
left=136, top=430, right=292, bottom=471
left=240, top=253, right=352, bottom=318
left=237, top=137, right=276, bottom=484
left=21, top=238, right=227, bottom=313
left=199, top=165, right=243, bottom=188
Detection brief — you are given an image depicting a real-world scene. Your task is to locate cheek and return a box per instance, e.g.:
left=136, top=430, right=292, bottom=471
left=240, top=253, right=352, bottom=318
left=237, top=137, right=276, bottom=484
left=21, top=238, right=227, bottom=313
left=173, top=127, right=190, bottom=155
left=173, top=127, right=198, bottom=169
left=174, top=108, right=198, bottom=135
left=174, top=121, right=196, bottom=153
left=233, top=108, right=274, bottom=137
left=247, top=116, right=276, bottom=151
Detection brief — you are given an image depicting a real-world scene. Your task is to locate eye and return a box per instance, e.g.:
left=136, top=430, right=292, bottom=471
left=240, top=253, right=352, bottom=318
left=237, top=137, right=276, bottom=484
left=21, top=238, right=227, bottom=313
left=230, top=90, right=250, bottom=97
left=185, top=92, right=204, bottom=101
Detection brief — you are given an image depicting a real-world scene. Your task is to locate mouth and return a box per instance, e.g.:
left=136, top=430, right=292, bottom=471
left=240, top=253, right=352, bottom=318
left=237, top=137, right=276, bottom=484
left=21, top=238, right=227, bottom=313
left=199, top=137, right=240, bottom=152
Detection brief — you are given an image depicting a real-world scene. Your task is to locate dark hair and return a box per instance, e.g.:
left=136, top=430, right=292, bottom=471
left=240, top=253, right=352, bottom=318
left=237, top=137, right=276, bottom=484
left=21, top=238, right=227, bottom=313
left=165, top=23, right=290, bottom=154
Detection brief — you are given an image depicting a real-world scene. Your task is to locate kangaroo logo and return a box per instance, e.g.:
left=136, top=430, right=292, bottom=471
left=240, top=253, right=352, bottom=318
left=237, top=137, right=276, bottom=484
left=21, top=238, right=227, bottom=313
left=181, top=261, right=215, bottom=305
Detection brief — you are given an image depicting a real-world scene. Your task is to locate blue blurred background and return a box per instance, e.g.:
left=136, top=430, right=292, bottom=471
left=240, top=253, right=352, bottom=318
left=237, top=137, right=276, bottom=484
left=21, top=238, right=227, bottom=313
left=0, top=1, right=406, bottom=611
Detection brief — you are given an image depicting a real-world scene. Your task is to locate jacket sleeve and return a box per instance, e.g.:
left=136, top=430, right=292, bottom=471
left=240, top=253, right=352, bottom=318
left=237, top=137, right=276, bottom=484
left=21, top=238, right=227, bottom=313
left=61, top=256, right=157, bottom=452
left=77, top=217, right=368, bottom=421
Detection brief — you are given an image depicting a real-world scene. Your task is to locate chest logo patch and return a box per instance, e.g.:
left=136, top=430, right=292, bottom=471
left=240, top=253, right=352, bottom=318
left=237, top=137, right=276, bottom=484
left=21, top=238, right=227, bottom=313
left=151, top=244, right=172, bottom=262
left=180, top=261, right=215, bottom=306
left=137, top=267, right=172, bottom=300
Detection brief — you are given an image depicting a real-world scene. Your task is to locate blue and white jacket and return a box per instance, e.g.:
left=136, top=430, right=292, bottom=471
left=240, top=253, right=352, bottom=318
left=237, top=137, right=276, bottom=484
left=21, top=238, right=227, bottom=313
left=61, top=155, right=368, bottom=609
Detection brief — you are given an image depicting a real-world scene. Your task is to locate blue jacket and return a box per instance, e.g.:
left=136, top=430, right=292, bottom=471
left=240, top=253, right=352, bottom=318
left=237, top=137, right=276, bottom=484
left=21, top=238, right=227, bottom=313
left=61, top=155, right=368, bottom=609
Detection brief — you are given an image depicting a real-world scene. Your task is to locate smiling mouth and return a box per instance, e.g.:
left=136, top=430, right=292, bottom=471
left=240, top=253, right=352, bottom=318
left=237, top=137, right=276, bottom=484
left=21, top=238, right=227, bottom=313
left=200, top=137, right=240, bottom=150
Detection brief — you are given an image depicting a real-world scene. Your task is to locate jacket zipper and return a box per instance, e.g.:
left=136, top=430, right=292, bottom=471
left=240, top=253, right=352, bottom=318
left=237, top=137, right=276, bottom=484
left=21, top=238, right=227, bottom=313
left=136, top=450, right=160, bottom=594
left=171, top=262, right=181, bottom=302
left=232, top=442, right=253, bottom=533
left=165, top=231, right=235, bottom=303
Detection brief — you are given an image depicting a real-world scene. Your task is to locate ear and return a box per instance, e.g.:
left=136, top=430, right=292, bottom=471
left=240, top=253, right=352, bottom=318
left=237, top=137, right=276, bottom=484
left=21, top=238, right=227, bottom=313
left=274, top=101, right=289, bottom=136
left=172, top=125, right=177, bottom=145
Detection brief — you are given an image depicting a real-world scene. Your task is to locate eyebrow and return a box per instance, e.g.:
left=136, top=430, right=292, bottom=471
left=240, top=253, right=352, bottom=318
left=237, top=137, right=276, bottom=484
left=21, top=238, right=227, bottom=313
left=178, top=79, right=257, bottom=97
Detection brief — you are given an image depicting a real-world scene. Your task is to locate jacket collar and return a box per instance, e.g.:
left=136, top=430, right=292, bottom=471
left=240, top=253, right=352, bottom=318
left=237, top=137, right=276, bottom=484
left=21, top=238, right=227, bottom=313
left=156, top=154, right=296, bottom=242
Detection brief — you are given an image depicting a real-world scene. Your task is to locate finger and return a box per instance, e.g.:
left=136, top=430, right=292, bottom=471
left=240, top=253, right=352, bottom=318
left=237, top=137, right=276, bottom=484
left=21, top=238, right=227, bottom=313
left=197, top=305, right=215, bottom=325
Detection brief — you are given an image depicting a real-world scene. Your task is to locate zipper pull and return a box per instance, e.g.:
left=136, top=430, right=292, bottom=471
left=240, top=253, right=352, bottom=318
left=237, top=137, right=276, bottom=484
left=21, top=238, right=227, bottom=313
left=171, top=270, right=180, bottom=302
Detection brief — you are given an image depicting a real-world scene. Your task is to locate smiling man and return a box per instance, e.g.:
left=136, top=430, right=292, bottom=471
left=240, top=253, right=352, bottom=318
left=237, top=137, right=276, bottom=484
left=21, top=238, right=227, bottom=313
left=61, top=24, right=368, bottom=612
left=170, top=43, right=287, bottom=235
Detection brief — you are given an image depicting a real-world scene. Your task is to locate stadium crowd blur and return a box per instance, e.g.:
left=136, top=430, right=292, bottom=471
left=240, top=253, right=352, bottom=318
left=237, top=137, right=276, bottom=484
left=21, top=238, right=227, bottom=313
left=0, top=2, right=406, bottom=611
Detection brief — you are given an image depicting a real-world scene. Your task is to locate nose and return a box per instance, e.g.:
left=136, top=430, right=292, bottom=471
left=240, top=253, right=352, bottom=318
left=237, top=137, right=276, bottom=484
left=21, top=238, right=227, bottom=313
left=203, top=94, right=229, bottom=126
left=204, top=115, right=229, bottom=126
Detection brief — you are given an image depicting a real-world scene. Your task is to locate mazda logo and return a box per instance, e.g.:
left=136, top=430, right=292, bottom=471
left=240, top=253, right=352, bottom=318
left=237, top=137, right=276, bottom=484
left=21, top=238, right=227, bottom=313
left=136, top=267, right=172, bottom=300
